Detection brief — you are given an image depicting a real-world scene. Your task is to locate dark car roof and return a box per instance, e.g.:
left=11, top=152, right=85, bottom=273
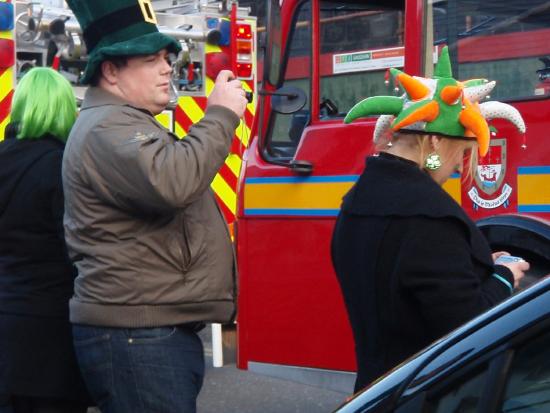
left=336, top=276, right=550, bottom=413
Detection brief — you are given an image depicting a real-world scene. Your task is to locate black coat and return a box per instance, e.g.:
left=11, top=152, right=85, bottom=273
left=331, top=153, right=514, bottom=392
left=0, top=134, right=89, bottom=401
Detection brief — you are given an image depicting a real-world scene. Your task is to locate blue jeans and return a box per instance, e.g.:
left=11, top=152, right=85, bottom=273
left=72, top=325, right=204, bottom=413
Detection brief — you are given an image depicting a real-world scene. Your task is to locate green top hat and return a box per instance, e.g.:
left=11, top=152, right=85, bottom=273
left=67, top=0, right=182, bottom=84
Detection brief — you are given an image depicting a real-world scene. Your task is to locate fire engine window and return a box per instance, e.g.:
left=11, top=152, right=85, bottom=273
left=319, top=1, right=405, bottom=119
left=266, top=0, right=283, bottom=86
left=426, top=0, right=550, bottom=100
left=266, top=1, right=311, bottom=159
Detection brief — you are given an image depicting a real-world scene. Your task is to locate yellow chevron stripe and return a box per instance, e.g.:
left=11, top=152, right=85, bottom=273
left=175, top=122, right=186, bottom=139
left=225, top=153, right=242, bottom=177
left=178, top=97, right=205, bottom=124
left=205, top=76, right=214, bottom=96
left=0, top=67, right=13, bottom=102
left=0, top=115, right=10, bottom=141
left=241, top=81, right=256, bottom=114
left=235, top=119, right=251, bottom=146
left=155, top=111, right=173, bottom=131
left=211, top=173, right=236, bottom=214
left=246, top=102, right=255, bottom=117
left=205, top=43, right=222, bottom=54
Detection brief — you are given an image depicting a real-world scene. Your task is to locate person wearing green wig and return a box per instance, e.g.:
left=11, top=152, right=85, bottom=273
left=331, top=47, right=530, bottom=392
left=9, top=68, right=77, bottom=142
left=0, top=67, right=91, bottom=412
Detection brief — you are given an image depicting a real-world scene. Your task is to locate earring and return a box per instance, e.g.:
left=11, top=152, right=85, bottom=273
left=425, top=152, right=442, bottom=170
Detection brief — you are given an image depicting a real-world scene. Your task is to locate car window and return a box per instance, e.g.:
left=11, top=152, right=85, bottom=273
left=427, top=365, right=489, bottom=413
left=501, top=331, right=550, bottom=413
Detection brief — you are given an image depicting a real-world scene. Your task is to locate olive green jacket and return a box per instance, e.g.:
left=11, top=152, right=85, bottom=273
left=62, top=87, right=238, bottom=327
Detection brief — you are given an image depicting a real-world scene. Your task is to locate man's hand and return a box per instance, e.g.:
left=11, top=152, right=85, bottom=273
left=207, top=70, right=248, bottom=118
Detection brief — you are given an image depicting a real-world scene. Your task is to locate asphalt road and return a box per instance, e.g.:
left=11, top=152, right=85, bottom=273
left=197, top=358, right=349, bottom=413
left=197, top=327, right=350, bottom=413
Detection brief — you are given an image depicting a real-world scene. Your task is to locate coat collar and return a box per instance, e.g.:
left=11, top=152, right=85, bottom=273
left=342, top=152, right=493, bottom=265
left=342, top=152, right=467, bottom=220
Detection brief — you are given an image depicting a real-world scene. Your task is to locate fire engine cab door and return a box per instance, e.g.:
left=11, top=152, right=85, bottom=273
left=239, top=0, right=407, bottom=372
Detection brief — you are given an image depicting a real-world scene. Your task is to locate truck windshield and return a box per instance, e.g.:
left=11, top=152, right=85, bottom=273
left=319, top=1, right=405, bottom=118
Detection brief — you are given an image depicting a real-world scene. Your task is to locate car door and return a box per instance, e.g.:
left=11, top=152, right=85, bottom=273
left=392, top=293, right=550, bottom=413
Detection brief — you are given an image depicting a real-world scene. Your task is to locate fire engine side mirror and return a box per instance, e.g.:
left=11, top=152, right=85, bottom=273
left=259, top=86, right=307, bottom=115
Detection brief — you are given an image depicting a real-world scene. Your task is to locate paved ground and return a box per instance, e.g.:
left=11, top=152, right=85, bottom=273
left=198, top=358, right=348, bottom=413
left=197, top=326, right=350, bottom=413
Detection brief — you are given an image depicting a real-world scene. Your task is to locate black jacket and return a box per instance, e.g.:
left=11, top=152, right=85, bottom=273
left=0, top=134, right=76, bottom=317
left=331, top=153, right=514, bottom=392
left=0, top=134, right=89, bottom=401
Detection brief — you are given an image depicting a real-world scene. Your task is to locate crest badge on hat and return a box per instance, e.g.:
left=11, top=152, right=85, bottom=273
left=66, top=0, right=182, bottom=84
left=344, top=46, right=526, bottom=157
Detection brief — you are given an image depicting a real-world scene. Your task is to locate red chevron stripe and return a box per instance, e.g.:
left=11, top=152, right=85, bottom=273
left=174, top=103, right=193, bottom=132
left=218, top=162, right=238, bottom=189
left=193, top=96, right=207, bottom=112
left=0, top=89, right=14, bottom=124
left=244, top=80, right=254, bottom=91
left=243, top=108, right=254, bottom=128
left=230, top=136, right=245, bottom=157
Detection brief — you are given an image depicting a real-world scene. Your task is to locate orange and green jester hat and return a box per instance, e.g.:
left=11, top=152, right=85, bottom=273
left=344, top=46, right=526, bottom=157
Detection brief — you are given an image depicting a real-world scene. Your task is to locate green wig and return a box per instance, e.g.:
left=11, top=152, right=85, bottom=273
left=11, top=67, right=77, bottom=142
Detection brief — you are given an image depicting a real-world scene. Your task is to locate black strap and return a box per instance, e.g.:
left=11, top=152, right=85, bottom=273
left=83, top=5, right=155, bottom=52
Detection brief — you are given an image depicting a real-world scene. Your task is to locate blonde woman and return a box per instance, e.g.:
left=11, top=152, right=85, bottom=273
left=331, top=47, right=530, bottom=392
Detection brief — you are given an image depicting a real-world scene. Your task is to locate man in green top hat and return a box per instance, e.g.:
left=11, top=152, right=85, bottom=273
left=62, top=1, right=248, bottom=412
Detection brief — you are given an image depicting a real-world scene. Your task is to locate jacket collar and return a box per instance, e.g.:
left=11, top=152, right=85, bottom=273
left=81, top=86, right=153, bottom=117
left=342, top=152, right=466, bottom=220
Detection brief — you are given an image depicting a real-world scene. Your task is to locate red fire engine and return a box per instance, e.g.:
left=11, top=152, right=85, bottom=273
left=236, top=0, right=550, bottom=389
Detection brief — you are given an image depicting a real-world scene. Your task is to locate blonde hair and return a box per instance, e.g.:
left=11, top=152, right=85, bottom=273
left=378, top=132, right=429, bottom=167
left=380, top=131, right=479, bottom=182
